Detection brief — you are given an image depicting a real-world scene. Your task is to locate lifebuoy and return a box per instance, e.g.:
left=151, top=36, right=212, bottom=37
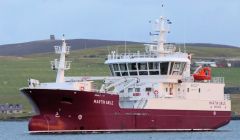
left=55, top=112, right=60, bottom=118
left=78, top=114, right=82, bottom=120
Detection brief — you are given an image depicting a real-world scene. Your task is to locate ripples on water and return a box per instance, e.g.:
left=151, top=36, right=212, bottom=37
left=0, top=121, right=239, bottom=140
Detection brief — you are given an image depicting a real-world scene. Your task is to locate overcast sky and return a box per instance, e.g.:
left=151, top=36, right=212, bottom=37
left=0, top=0, right=239, bottom=46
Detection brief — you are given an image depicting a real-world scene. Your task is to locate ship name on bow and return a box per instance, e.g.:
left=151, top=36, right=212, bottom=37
left=93, top=99, right=114, bottom=106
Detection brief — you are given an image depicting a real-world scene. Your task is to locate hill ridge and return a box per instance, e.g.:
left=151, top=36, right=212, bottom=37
left=0, top=39, right=141, bottom=56
left=0, top=38, right=238, bottom=56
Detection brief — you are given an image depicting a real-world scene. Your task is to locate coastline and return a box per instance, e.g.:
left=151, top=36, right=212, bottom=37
left=0, top=114, right=31, bottom=121
left=231, top=116, right=240, bottom=120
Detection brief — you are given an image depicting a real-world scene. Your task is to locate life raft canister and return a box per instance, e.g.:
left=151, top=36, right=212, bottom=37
left=193, top=67, right=212, bottom=81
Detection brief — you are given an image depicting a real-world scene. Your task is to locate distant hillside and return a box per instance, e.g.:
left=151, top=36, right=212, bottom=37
left=0, top=39, right=239, bottom=56
left=184, top=43, right=238, bottom=49
left=0, top=39, right=141, bottom=56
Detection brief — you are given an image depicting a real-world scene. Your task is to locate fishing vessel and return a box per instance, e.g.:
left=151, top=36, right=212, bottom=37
left=20, top=16, right=231, bottom=133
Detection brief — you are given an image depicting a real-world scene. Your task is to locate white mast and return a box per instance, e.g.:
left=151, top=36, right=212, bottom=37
left=148, top=6, right=176, bottom=55
left=51, top=35, right=71, bottom=83
left=158, top=16, right=167, bottom=53
left=148, top=14, right=171, bottom=54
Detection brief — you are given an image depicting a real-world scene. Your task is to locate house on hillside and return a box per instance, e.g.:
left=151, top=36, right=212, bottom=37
left=14, top=104, right=23, bottom=114
left=0, top=104, right=6, bottom=114
left=0, top=104, right=23, bottom=114
left=194, top=61, right=217, bottom=67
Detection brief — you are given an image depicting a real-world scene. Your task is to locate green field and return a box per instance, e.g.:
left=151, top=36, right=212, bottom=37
left=0, top=44, right=240, bottom=117
left=186, top=46, right=240, bottom=57
left=212, top=68, right=240, bottom=87
left=231, top=94, right=240, bottom=115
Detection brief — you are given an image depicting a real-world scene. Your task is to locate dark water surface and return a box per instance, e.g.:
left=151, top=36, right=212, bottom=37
left=0, top=120, right=239, bottom=140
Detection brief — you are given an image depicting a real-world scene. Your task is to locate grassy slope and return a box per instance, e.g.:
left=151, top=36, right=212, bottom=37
left=231, top=94, right=240, bottom=115
left=0, top=44, right=240, bottom=116
left=212, top=68, right=240, bottom=87
left=0, top=57, right=55, bottom=112
left=186, top=46, right=240, bottom=57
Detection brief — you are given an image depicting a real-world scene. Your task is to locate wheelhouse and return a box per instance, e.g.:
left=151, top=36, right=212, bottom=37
left=107, top=61, right=187, bottom=77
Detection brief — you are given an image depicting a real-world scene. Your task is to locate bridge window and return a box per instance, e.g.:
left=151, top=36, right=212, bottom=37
left=119, top=63, right=129, bottom=76
left=138, top=63, right=147, bottom=70
left=119, top=64, right=127, bottom=71
left=139, top=71, right=148, bottom=75
left=146, top=87, right=152, bottom=92
left=149, top=62, right=154, bottom=69
left=175, top=62, right=181, bottom=69
left=135, top=88, right=140, bottom=92
left=128, top=63, right=137, bottom=70
left=148, top=62, right=159, bottom=70
left=180, top=63, right=186, bottom=75
left=169, top=62, right=174, bottom=74
left=160, top=62, right=169, bottom=75
left=128, top=63, right=138, bottom=76
left=129, top=71, right=138, bottom=76
left=149, top=71, right=159, bottom=75
left=113, top=64, right=119, bottom=71
left=128, top=88, right=133, bottom=92
left=115, top=72, right=121, bottom=76
left=172, top=62, right=181, bottom=75
left=112, top=63, right=122, bottom=76
left=137, top=63, right=148, bottom=75
left=121, top=72, right=128, bottom=76
left=111, top=62, right=186, bottom=77
left=169, top=62, right=186, bottom=75
left=148, top=62, right=160, bottom=75
left=109, top=65, right=114, bottom=76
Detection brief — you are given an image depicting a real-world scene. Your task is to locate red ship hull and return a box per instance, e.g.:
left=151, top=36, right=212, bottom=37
left=21, top=89, right=231, bottom=133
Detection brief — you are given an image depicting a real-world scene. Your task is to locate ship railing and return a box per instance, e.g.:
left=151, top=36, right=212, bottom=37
left=89, top=88, right=117, bottom=95
left=102, top=91, right=117, bottom=95
left=164, top=44, right=176, bottom=53
left=182, top=76, right=194, bottom=82
left=107, top=53, right=157, bottom=60
left=224, top=94, right=230, bottom=100
left=28, top=78, right=40, bottom=88
left=210, top=77, right=224, bottom=84
left=135, top=98, right=147, bottom=109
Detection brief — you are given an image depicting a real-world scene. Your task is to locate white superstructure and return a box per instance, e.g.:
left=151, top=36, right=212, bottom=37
left=28, top=16, right=231, bottom=113
left=100, top=16, right=230, bottom=111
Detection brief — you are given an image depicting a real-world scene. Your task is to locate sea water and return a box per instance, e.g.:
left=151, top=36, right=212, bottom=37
left=0, top=120, right=239, bottom=140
